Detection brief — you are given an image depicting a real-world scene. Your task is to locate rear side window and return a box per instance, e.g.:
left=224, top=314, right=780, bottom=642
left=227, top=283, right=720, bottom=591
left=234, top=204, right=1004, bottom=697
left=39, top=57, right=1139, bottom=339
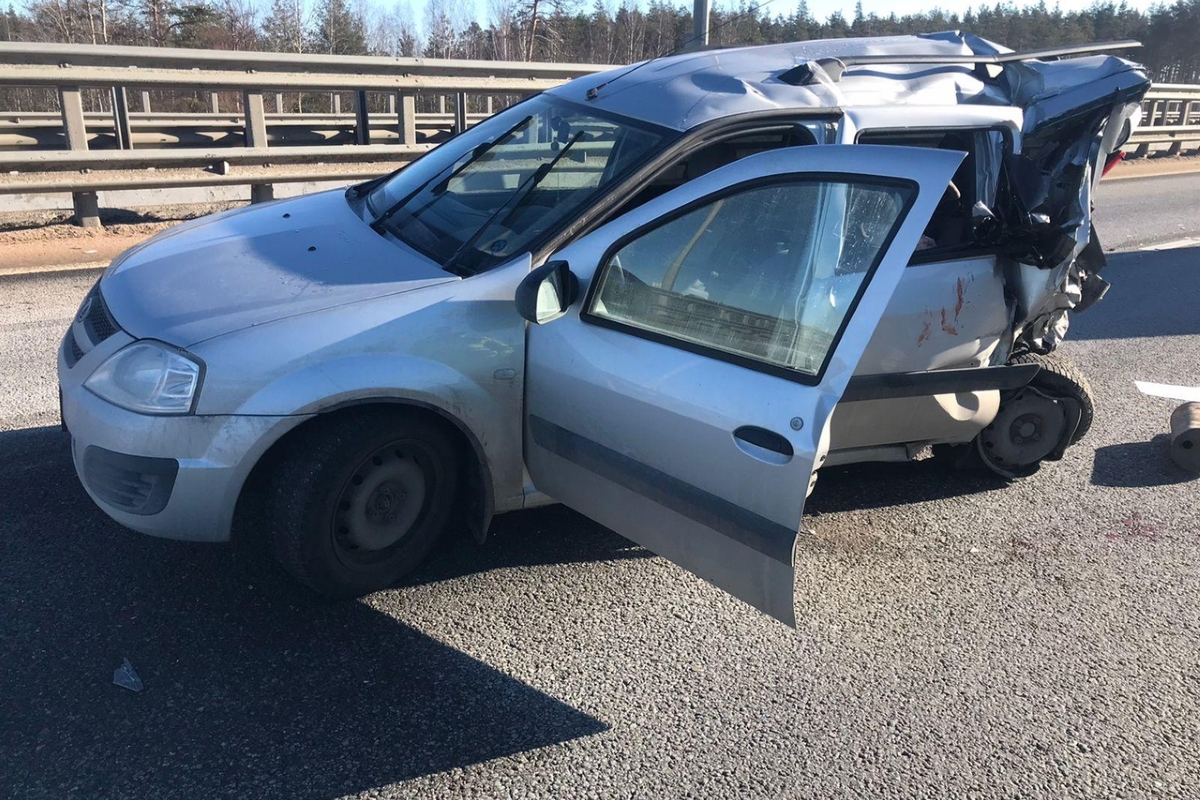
left=587, top=177, right=914, bottom=379
left=857, top=128, right=1007, bottom=255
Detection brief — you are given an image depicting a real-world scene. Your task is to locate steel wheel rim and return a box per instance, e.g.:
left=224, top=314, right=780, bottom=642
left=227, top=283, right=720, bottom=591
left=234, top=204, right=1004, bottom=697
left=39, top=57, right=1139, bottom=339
left=978, top=387, right=1066, bottom=472
left=330, top=439, right=437, bottom=569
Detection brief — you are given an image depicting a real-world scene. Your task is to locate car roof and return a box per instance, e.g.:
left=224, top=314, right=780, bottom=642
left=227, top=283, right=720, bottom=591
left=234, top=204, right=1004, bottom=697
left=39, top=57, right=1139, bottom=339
left=546, top=31, right=1145, bottom=133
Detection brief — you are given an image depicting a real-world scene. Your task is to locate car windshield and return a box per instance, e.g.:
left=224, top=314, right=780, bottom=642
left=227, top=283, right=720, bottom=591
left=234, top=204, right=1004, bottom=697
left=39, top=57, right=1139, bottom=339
left=365, top=96, right=673, bottom=274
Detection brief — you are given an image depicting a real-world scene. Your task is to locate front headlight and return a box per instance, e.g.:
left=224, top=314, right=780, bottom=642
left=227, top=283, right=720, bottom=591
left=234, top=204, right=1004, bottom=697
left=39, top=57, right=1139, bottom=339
left=84, top=341, right=203, bottom=415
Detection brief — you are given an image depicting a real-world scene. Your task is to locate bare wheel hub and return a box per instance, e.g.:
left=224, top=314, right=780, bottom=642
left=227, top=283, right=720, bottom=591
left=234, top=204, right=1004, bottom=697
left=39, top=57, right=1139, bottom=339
left=978, top=387, right=1067, bottom=473
left=335, top=446, right=427, bottom=553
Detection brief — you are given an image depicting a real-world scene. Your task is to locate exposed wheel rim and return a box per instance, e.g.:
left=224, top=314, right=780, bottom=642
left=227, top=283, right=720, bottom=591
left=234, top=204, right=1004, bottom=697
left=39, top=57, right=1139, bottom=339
left=330, top=439, right=439, bottom=569
left=978, top=387, right=1066, bottom=472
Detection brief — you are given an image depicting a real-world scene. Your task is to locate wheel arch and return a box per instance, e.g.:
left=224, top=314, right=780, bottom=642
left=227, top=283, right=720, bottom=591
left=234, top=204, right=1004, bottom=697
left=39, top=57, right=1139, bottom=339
left=235, top=397, right=495, bottom=545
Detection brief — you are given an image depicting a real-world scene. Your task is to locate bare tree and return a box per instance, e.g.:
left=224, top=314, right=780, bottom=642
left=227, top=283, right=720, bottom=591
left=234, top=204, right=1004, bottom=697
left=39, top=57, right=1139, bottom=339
left=262, top=0, right=306, bottom=53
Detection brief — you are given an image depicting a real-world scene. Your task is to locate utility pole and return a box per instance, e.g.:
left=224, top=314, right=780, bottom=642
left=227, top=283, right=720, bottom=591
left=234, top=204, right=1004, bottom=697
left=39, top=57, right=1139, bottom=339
left=692, top=0, right=711, bottom=50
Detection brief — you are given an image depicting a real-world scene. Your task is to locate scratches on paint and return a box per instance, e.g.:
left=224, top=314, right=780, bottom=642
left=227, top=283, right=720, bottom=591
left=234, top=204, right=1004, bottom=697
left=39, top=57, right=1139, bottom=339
left=954, top=276, right=966, bottom=319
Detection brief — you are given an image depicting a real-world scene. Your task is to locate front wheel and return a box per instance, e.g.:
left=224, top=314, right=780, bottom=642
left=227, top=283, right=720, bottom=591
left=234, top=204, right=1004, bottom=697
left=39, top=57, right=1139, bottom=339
left=267, top=410, right=459, bottom=599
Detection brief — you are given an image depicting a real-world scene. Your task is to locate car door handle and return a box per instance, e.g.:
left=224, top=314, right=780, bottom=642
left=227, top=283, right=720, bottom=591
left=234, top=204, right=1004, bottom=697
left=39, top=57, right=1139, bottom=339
left=733, top=426, right=794, bottom=464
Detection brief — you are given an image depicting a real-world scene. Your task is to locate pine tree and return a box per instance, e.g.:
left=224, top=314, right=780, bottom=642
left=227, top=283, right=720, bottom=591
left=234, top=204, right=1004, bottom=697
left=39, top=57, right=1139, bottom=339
left=313, top=0, right=366, bottom=55
left=262, top=0, right=306, bottom=53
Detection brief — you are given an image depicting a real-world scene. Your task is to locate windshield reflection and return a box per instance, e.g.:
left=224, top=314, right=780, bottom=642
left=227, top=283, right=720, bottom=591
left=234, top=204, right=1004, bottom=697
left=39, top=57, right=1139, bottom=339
left=366, top=96, right=673, bottom=275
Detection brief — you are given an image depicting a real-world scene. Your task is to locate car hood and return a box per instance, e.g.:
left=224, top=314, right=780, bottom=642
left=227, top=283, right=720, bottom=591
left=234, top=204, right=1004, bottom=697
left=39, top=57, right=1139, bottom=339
left=101, top=190, right=457, bottom=347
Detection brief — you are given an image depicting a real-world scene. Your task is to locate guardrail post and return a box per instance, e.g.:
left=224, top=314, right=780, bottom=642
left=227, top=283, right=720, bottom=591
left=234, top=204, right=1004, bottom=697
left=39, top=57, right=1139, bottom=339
left=111, top=87, right=132, bottom=151
left=355, top=90, right=370, bottom=145
left=397, top=92, right=416, bottom=145
left=454, top=92, right=467, bottom=133
left=140, top=91, right=151, bottom=113
left=59, top=86, right=101, bottom=228
left=209, top=92, right=219, bottom=113
left=242, top=90, right=274, bottom=203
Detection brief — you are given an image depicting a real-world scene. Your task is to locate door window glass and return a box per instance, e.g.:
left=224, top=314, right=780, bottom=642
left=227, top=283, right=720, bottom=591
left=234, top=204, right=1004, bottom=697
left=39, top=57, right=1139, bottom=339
left=588, top=179, right=913, bottom=377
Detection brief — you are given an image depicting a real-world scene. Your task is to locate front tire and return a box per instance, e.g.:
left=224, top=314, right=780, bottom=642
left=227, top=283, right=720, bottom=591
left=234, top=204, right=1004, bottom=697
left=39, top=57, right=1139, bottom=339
left=267, top=410, right=459, bottom=599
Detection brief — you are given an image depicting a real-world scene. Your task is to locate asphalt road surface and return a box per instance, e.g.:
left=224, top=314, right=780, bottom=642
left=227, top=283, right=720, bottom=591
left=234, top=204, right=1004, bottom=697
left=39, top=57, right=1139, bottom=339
left=2, top=175, right=1199, bottom=799
left=1095, top=171, right=1200, bottom=250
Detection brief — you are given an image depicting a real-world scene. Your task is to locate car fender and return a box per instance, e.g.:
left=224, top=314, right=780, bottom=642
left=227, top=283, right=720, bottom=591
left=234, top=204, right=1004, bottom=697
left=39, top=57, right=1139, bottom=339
left=227, top=351, right=516, bottom=538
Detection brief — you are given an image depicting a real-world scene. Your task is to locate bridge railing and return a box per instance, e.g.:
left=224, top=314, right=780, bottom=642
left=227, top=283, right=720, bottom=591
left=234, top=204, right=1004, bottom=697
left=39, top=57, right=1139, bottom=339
left=0, top=41, right=1196, bottom=227
left=0, top=41, right=605, bottom=226
left=1128, top=83, right=1200, bottom=156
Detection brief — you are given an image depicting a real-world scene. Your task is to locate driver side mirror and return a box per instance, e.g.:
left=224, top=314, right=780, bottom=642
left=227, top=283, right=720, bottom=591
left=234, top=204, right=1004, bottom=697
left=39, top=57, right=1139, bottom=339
left=516, top=260, right=579, bottom=325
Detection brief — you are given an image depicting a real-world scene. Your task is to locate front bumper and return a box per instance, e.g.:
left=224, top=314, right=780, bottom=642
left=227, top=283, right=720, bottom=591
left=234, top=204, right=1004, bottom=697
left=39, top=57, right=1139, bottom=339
left=59, top=332, right=309, bottom=542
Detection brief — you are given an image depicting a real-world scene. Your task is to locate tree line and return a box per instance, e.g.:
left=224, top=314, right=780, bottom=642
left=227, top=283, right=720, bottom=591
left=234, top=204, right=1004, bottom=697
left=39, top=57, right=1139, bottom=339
left=5, top=0, right=1199, bottom=80
left=1, top=0, right=1196, bottom=116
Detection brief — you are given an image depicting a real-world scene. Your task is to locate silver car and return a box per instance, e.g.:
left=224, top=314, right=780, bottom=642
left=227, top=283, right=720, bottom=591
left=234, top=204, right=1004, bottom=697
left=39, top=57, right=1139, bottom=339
left=58, top=32, right=1149, bottom=625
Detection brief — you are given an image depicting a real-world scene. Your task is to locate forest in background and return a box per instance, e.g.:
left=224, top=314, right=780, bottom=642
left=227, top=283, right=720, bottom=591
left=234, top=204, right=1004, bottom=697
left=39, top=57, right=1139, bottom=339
left=4, top=0, right=1199, bottom=80
left=0, top=1, right=1196, bottom=116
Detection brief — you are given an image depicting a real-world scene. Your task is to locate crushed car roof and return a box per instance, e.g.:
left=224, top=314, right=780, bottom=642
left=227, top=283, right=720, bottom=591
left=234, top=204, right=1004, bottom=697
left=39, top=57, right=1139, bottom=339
left=547, top=31, right=1149, bottom=133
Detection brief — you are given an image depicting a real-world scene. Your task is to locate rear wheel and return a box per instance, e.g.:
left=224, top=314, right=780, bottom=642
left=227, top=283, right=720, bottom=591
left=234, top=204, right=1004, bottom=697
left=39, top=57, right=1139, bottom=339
left=937, top=352, right=1094, bottom=479
left=1008, top=352, right=1094, bottom=444
left=267, top=410, right=459, bottom=599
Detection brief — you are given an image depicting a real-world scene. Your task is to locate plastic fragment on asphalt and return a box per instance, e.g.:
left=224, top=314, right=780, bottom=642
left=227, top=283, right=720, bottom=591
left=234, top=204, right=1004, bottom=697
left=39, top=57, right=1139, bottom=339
left=113, top=658, right=144, bottom=692
left=1135, top=381, right=1200, bottom=403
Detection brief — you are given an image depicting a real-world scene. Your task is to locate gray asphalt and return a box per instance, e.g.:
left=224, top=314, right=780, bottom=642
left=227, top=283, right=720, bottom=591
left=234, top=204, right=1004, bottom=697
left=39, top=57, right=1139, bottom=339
left=1095, top=171, right=1200, bottom=250
left=2, top=176, right=1199, bottom=799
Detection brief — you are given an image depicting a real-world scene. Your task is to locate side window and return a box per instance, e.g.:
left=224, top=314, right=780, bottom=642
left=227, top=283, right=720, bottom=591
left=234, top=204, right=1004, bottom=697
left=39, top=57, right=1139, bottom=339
left=607, top=122, right=831, bottom=219
left=587, top=178, right=914, bottom=379
left=858, top=128, right=1005, bottom=255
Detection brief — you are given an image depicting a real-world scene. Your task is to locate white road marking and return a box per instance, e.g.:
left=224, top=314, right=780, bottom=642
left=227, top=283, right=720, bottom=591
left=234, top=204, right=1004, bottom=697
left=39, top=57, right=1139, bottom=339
left=1135, top=380, right=1200, bottom=402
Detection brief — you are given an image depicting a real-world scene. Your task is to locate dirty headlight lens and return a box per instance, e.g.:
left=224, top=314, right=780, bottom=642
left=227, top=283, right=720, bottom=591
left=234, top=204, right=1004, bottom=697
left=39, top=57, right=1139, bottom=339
left=84, top=342, right=202, bottom=415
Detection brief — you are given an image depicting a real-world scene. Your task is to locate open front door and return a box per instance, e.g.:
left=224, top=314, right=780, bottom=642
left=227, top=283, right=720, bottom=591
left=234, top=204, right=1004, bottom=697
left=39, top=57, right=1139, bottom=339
left=521, top=145, right=962, bottom=626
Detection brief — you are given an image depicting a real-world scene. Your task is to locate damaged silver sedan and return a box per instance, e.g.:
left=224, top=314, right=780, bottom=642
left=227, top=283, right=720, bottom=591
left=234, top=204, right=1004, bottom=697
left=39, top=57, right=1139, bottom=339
left=59, top=32, right=1149, bottom=624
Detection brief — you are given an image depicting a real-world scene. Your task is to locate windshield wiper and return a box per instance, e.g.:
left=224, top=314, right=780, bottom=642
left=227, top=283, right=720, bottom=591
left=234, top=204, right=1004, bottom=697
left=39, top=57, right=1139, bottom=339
left=369, top=114, right=533, bottom=235
left=443, top=131, right=586, bottom=275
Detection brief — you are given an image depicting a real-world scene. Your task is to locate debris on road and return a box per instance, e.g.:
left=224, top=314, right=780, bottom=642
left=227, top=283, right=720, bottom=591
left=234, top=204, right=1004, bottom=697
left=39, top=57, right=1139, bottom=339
left=1169, top=402, right=1200, bottom=473
left=112, top=658, right=144, bottom=692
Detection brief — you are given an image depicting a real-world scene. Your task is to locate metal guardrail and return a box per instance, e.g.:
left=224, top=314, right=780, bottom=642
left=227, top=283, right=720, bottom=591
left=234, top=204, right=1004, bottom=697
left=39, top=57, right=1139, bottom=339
left=0, top=41, right=605, bottom=225
left=1127, top=84, right=1200, bottom=156
left=0, top=111, right=496, bottom=148
left=0, top=41, right=1195, bottom=227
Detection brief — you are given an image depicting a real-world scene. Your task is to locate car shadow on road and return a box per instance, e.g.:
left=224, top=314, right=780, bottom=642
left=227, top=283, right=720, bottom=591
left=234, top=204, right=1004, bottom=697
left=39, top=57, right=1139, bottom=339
left=1, top=426, right=606, bottom=800
left=408, top=503, right=653, bottom=587
left=806, top=458, right=1007, bottom=514
left=1091, top=435, right=1199, bottom=487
